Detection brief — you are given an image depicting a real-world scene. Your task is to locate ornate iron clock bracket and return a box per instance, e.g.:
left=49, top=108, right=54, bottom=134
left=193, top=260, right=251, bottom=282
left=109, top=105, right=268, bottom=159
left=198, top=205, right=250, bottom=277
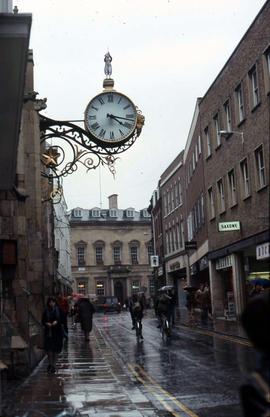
left=39, top=111, right=144, bottom=203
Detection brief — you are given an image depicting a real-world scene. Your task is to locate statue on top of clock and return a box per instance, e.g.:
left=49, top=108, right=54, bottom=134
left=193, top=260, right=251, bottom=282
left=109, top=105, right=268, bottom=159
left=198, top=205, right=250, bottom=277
left=104, top=51, right=112, bottom=78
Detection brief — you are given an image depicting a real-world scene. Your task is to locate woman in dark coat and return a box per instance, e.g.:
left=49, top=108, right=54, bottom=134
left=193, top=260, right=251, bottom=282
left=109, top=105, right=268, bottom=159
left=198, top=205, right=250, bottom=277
left=76, top=297, right=95, bottom=341
left=42, top=296, right=63, bottom=373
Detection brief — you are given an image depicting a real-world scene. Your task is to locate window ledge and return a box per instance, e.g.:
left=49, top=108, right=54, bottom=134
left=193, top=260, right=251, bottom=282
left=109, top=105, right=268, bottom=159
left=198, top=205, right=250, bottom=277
left=219, top=209, right=226, bottom=215
left=206, top=153, right=212, bottom=161
left=243, top=194, right=251, bottom=201
left=210, top=216, right=216, bottom=222
left=251, top=101, right=261, bottom=112
left=237, top=118, right=246, bottom=128
left=230, top=202, right=238, bottom=209
left=215, top=143, right=222, bottom=151
left=256, top=184, right=268, bottom=193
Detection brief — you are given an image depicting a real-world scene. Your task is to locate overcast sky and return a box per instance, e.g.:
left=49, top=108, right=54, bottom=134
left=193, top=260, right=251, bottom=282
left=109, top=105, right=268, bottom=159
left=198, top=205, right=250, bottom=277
left=16, top=0, right=266, bottom=211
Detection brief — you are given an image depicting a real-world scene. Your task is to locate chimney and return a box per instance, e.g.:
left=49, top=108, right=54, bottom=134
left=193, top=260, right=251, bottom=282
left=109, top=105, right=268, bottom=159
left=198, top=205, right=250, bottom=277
left=108, top=194, right=118, bottom=209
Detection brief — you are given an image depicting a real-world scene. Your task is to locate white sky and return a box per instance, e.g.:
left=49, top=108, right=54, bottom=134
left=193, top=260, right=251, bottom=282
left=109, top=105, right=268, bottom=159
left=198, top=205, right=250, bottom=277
left=16, top=0, right=266, bottom=211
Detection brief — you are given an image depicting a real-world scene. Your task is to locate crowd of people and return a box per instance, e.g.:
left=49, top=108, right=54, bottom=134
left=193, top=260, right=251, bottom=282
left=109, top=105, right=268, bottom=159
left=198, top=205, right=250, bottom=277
left=41, top=283, right=270, bottom=416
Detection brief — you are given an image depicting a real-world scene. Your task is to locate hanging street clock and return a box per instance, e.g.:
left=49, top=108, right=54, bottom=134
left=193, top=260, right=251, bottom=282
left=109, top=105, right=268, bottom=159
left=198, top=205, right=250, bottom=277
left=39, top=52, right=145, bottom=203
left=84, top=52, right=144, bottom=147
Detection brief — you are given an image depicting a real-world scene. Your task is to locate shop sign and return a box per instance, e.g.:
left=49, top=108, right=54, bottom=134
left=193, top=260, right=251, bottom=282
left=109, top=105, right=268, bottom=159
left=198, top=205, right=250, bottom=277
left=185, top=241, right=197, bottom=250
left=218, top=221, right=240, bottom=232
left=216, top=255, right=232, bottom=270
left=158, top=266, right=163, bottom=276
left=199, top=256, right=208, bottom=271
left=170, top=262, right=180, bottom=271
left=256, top=242, right=270, bottom=260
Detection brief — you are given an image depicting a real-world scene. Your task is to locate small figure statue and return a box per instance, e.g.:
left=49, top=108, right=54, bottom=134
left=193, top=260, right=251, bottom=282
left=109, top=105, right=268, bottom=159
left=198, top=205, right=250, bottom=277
left=104, top=52, right=112, bottom=78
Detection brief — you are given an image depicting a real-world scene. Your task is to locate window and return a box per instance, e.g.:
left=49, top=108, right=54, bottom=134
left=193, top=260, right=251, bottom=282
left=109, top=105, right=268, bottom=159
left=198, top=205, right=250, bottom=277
left=142, top=209, right=150, bottom=218
left=164, top=192, right=168, bottom=216
left=96, top=281, right=105, bottom=296
left=126, top=209, right=134, bottom=218
left=214, top=113, right=221, bottom=147
left=171, top=227, right=175, bottom=252
left=149, top=278, right=155, bottom=295
left=92, top=209, right=100, bottom=217
left=165, top=230, right=169, bottom=254
left=192, top=152, right=196, bottom=170
left=217, top=179, right=225, bottom=213
left=178, top=181, right=183, bottom=205
left=195, top=143, right=198, bottom=162
left=200, top=193, right=205, bottom=224
left=171, top=186, right=175, bottom=210
left=131, top=280, right=140, bottom=294
left=255, top=146, right=266, bottom=189
left=109, top=209, right=117, bottom=217
left=74, top=209, right=82, bottom=217
left=174, top=182, right=179, bottom=207
left=77, top=247, right=85, bottom=266
left=147, top=245, right=153, bottom=263
left=198, top=135, right=202, bottom=155
left=240, top=159, right=251, bottom=198
left=263, top=46, right=270, bottom=92
left=224, top=100, right=232, bottom=132
left=228, top=169, right=237, bottom=207
left=208, top=187, right=215, bottom=219
left=113, top=246, right=121, bottom=264
left=130, top=246, right=138, bottom=265
left=187, top=213, right=194, bottom=241
left=95, top=247, right=103, bottom=264
left=205, top=127, right=211, bottom=157
left=77, top=281, right=87, bottom=295
left=249, top=66, right=259, bottom=108
left=235, top=84, right=245, bottom=123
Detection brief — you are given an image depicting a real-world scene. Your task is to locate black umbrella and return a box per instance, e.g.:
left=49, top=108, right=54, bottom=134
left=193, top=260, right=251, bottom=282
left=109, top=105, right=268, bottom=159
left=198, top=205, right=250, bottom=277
left=249, top=278, right=270, bottom=287
left=183, top=286, right=198, bottom=292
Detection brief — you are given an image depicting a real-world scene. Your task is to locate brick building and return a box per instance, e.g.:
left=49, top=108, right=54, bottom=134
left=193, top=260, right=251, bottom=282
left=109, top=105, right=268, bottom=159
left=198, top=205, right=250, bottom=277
left=70, top=195, right=154, bottom=304
left=149, top=1, right=270, bottom=320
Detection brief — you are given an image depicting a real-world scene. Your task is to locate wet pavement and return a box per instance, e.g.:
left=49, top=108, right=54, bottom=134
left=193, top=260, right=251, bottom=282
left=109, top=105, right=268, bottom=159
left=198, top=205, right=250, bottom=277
left=2, top=311, right=255, bottom=417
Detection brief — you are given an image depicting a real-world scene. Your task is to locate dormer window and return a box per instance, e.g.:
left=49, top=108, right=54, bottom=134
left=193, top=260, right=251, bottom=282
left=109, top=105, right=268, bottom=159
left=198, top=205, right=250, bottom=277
left=126, top=209, right=134, bottom=218
left=142, top=209, right=150, bottom=218
left=110, top=209, right=117, bottom=218
left=92, top=209, right=100, bottom=217
left=74, top=209, right=82, bottom=217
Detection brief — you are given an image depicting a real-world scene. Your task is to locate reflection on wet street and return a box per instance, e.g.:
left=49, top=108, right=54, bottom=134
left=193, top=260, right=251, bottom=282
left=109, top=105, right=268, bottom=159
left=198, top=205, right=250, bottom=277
left=3, top=311, right=254, bottom=417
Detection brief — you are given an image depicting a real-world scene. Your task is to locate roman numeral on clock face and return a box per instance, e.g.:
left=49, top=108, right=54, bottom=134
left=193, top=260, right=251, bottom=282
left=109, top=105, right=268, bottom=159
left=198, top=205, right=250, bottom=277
left=119, top=129, right=125, bottom=137
left=123, top=104, right=131, bottom=110
left=124, top=122, right=132, bottom=129
left=126, top=114, right=135, bottom=119
left=98, top=97, right=105, bottom=105
left=88, top=115, right=96, bottom=120
left=107, top=94, right=114, bottom=103
left=91, top=122, right=100, bottom=131
left=110, top=131, right=115, bottom=140
left=91, top=106, right=98, bottom=111
left=98, top=129, right=106, bottom=138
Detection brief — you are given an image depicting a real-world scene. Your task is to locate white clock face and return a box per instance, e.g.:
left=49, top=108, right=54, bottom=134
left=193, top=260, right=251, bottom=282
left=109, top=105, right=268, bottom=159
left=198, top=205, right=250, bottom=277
left=85, top=92, right=137, bottom=144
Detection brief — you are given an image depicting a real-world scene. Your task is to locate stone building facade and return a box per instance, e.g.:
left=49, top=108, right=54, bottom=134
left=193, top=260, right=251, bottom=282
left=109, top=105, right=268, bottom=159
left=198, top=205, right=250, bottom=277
left=70, top=195, right=154, bottom=304
left=0, top=49, right=57, bottom=382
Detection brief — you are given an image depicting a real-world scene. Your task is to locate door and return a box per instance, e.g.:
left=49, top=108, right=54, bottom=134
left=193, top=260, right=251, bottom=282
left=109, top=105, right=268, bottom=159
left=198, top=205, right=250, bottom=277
left=114, top=280, right=124, bottom=305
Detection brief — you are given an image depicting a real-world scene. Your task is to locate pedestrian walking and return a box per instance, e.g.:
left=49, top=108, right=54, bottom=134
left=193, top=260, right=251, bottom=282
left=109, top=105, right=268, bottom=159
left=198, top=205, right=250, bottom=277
left=42, top=296, right=64, bottom=373
left=56, top=292, right=69, bottom=339
left=75, top=297, right=95, bottom=341
left=240, top=290, right=270, bottom=417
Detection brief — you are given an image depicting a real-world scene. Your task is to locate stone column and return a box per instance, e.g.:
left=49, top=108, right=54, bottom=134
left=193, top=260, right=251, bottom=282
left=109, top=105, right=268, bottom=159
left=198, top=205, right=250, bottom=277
left=209, top=259, right=224, bottom=318
left=231, top=253, right=245, bottom=318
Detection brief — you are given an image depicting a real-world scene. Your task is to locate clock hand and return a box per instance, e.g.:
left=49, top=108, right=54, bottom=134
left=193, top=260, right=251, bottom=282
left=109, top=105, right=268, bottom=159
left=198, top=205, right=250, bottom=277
left=107, top=113, right=124, bottom=125
left=107, top=113, right=133, bottom=122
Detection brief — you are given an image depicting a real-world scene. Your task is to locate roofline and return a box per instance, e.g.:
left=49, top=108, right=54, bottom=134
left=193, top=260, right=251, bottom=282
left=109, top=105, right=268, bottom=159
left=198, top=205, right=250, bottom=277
left=200, top=1, right=269, bottom=104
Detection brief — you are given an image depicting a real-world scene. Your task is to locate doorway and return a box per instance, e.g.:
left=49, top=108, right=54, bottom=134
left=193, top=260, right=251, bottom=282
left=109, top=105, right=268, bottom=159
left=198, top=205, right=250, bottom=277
left=114, top=280, right=124, bottom=305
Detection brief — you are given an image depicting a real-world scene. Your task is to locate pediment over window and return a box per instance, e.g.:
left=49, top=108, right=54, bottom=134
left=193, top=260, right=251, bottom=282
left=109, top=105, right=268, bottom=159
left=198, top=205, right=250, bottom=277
left=111, top=240, right=123, bottom=247
left=129, top=239, right=140, bottom=247
left=93, top=240, right=105, bottom=248
left=74, top=240, right=87, bottom=248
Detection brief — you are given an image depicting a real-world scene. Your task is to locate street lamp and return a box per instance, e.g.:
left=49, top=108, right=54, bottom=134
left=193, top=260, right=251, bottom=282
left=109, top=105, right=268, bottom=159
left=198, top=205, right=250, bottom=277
left=219, top=130, right=244, bottom=144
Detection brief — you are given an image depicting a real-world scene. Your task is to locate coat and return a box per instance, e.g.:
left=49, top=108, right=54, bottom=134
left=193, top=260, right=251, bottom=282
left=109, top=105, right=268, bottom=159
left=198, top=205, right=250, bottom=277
left=76, top=298, right=95, bottom=332
left=42, top=306, right=63, bottom=353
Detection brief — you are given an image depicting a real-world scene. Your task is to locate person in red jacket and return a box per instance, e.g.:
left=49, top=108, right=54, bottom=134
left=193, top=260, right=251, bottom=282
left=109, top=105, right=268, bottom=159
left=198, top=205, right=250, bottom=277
left=56, top=293, right=69, bottom=339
